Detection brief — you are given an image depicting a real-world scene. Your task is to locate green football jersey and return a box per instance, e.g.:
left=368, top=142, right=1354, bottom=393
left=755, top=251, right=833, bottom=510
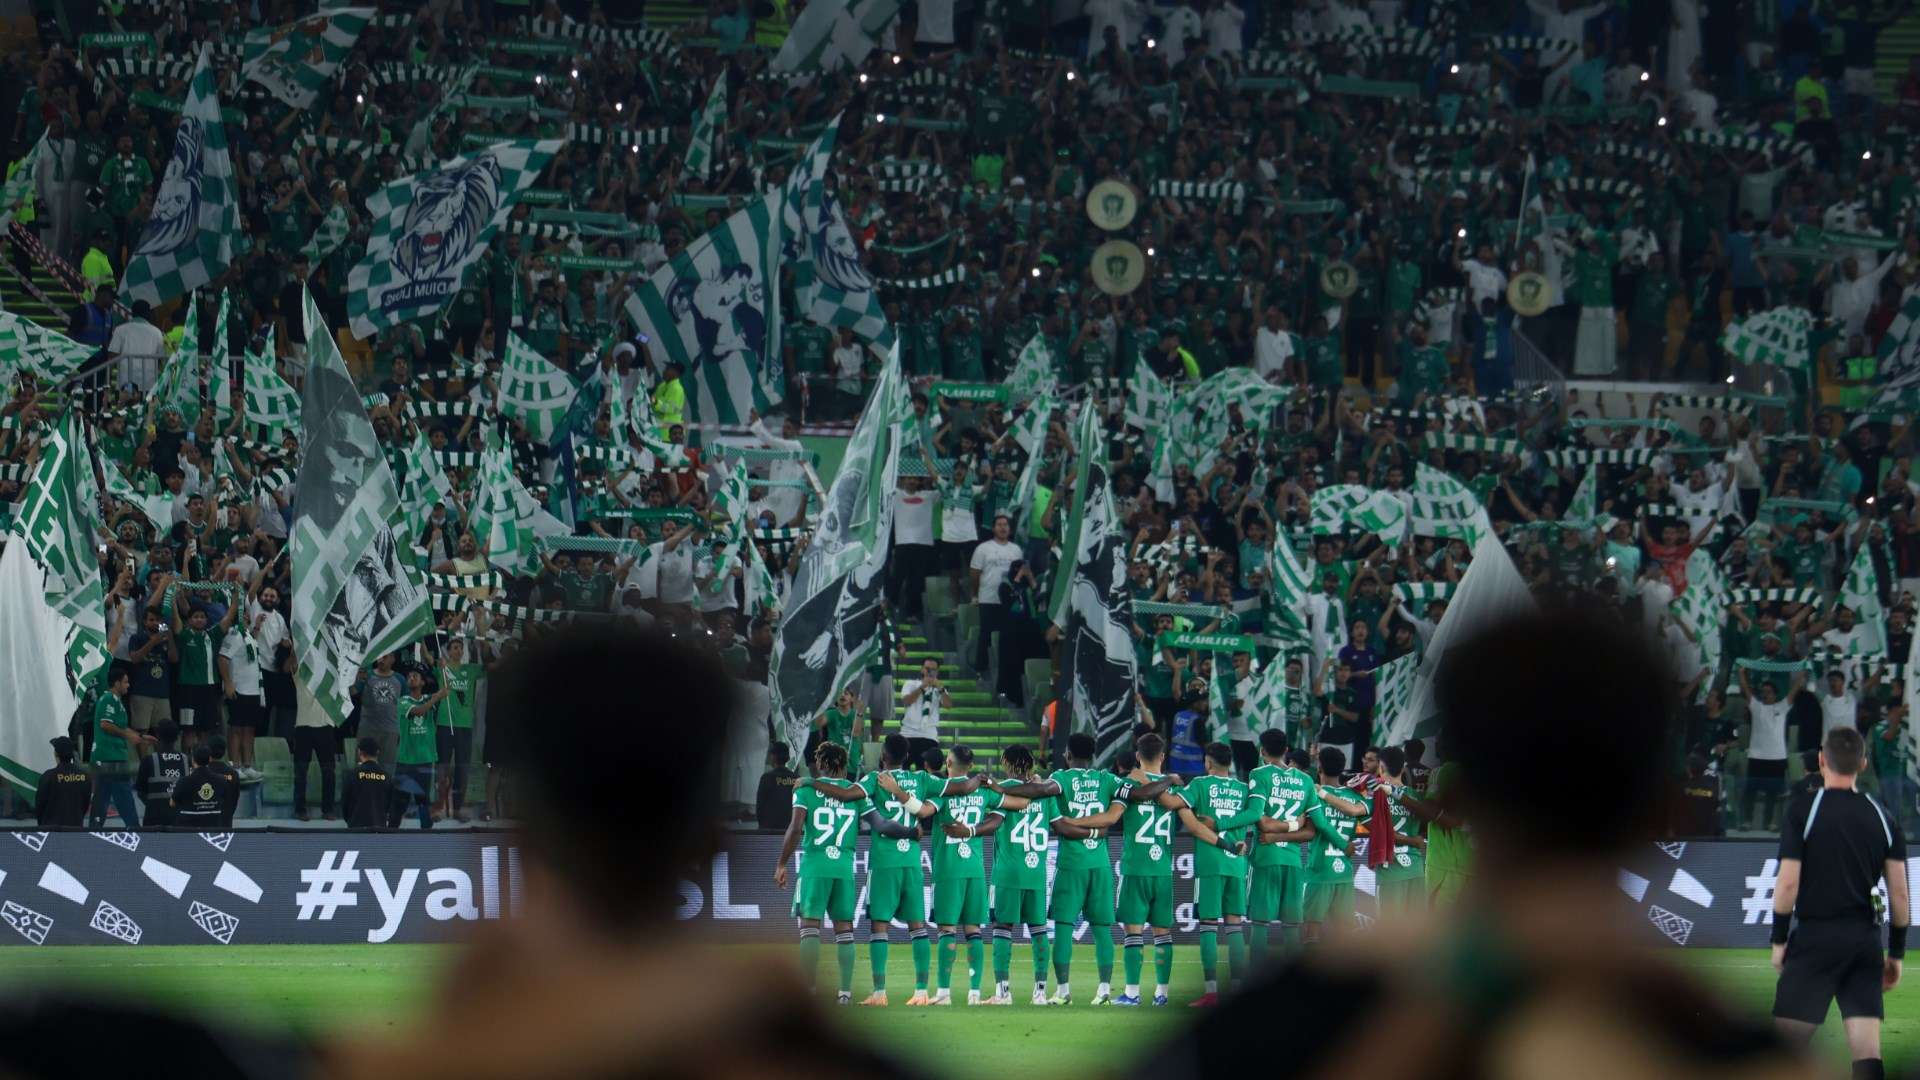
left=1050, top=767, right=1121, bottom=872
left=1118, top=773, right=1183, bottom=877
left=395, top=696, right=437, bottom=766
left=928, top=787, right=1004, bottom=880
left=791, top=785, right=869, bottom=880
left=437, top=664, right=480, bottom=729
left=856, top=768, right=935, bottom=870
left=176, top=626, right=218, bottom=686
left=1374, top=786, right=1426, bottom=881
left=991, top=792, right=1052, bottom=891
left=1182, top=774, right=1250, bottom=879
left=1307, top=786, right=1367, bottom=883
left=1247, top=764, right=1321, bottom=868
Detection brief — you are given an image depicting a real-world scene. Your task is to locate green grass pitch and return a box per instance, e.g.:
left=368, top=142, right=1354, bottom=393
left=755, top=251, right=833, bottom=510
left=0, top=945, right=1915, bottom=1074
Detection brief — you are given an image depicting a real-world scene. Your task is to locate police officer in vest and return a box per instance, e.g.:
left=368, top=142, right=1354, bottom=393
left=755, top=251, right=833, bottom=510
left=35, top=737, right=90, bottom=828
left=137, top=720, right=188, bottom=829
left=341, top=737, right=391, bottom=829
left=1771, top=726, right=1910, bottom=1080
left=170, top=745, right=238, bottom=830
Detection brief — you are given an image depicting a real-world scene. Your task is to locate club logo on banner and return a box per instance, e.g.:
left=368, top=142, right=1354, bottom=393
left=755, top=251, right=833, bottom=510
left=140, top=119, right=205, bottom=257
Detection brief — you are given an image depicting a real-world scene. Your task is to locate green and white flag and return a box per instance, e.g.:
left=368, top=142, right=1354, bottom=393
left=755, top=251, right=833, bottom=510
left=1054, top=412, right=1141, bottom=767
left=0, top=131, right=45, bottom=232
left=1371, top=653, right=1424, bottom=744
left=683, top=74, right=728, bottom=181
left=1875, top=286, right=1920, bottom=411
left=469, top=436, right=535, bottom=574
left=744, top=536, right=779, bottom=615
left=0, top=538, right=82, bottom=795
left=1048, top=400, right=1102, bottom=625
left=1837, top=543, right=1888, bottom=656
left=0, top=310, right=96, bottom=381
left=711, top=459, right=753, bottom=533
left=1008, top=392, right=1053, bottom=455
left=121, top=46, right=237, bottom=307
left=1126, top=361, right=1173, bottom=431
left=771, top=0, right=901, bottom=73
left=1721, top=306, right=1812, bottom=369
left=209, top=289, right=234, bottom=424
left=496, top=332, right=579, bottom=443
left=242, top=326, right=301, bottom=433
left=148, top=298, right=202, bottom=425
left=290, top=288, right=433, bottom=726
left=1670, top=548, right=1730, bottom=704
left=780, top=114, right=893, bottom=346
left=1265, top=532, right=1314, bottom=645
left=1009, top=394, right=1055, bottom=538
left=394, top=428, right=452, bottom=543
left=1311, top=484, right=1406, bottom=542
left=771, top=345, right=911, bottom=754
left=12, top=410, right=106, bottom=639
left=1565, top=462, right=1598, bottom=527
left=347, top=138, right=564, bottom=339
left=1409, top=463, right=1494, bottom=547
left=624, top=191, right=784, bottom=426
left=301, top=203, right=351, bottom=268
left=242, top=7, right=374, bottom=109
left=1003, top=332, right=1058, bottom=403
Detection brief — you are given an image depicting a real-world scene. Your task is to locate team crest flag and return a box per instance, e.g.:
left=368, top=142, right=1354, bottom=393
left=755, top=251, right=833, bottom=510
left=496, top=332, right=579, bottom=443
left=242, top=7, right=374, bottom=109
left=1054, top=418, right=1139, bottom=767
left=1876, top=286, right=1920, bottom=411
left=624, top=192, right=784, bottom=426
left=290, top=289, right=432, bottom=726
left=1837, top=543, right=1888, bottom=657
left=1126, top=362, right=1172, bottom=431
left=121, top=46, right=237, bottom=307
left=348, top=138, right=563, bottom=339
left=780, top=115, right=892, bottom=346
left=683, top=74, right=728, bottom=181
left=1003, top=332, right=1058, bottom=403
left=771, top=347, right=910, bottom=753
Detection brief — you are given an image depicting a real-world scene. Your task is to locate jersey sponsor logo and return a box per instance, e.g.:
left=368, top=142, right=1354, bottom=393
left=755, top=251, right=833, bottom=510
left=957, top=841, right=972, bottom=859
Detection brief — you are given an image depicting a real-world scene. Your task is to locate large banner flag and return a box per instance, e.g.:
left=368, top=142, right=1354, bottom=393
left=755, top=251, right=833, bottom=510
left=242, top=7, right=374, bottom=109
left=625, top=191, right=784, bottom=426
left=469, top=436, right=536, bottom=575
left=771, top=348, right=910, bottom=753
left=347, top=138, right=563, bottom=339
left=772, top=0, right=901, bottom=72
left=242, top=326, right=301, bottom=433
left=1370, top=653, right=1420, bottom=746
left=496, top=332, right=579, bottom=443
left=1003, top=332, right=1058, bottom=403
left=1265, top=532, right=1314, bottom=645
left=209, top=288, right=234, bottom=424
left=0, top=540, right=81, bottom=795
left=1048, top=400, right=1101, bottom=624
left=1052, top=406, right=1138, bottom=767
left=12, top=410, right=106, bottom=639
left=780, top=114, right=892, bottom=346
left=1409, top=464, right=1494, bottom=547
left=1721, top=306, right=1812, bottom=370
left=1837, top=543, right=1888, bottom=657
left=683, top=73, right=728, bottom=181
left=0, top=310, right=97, bottom=381
left=1671, top=548, right=1730, bottom=703
left=121, top=46, right=236, bottom=307
left=290, top=290, right=432, bottom=725
left=1126, top=362, right=1172, bottom=431
left=1392, top=532, right=1536, bottom=743
left=147, top=294, right=203, bottom=425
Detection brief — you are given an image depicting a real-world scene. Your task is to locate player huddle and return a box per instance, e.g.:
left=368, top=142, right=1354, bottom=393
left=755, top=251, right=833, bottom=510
left=777, top=727, right=1442, bottom=1007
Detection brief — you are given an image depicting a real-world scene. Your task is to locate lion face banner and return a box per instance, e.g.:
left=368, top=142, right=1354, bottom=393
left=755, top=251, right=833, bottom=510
left=624, top=191, right=785, bottom=426
left=347, top=138, right=562, bottom=340
left=120, top=46, right=236, bottom=307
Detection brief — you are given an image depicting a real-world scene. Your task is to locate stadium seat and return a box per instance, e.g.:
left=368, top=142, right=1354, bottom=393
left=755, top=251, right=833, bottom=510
left=1022, top=659, right=1053, bottom=726
left=955, top=603, right=979, bottom=671
left=255, top=736, right=294, bottom=811
left=923, top=577, right=956, bottom=650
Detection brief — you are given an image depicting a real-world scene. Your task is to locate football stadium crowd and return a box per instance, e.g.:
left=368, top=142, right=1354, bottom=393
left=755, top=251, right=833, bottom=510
left=1, top=0, right=1919, bottom=852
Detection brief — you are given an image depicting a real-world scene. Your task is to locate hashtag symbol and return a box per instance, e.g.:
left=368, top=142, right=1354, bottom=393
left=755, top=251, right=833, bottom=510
left=1741, top=858, right=1778, bottom=926
left=294, top=851, right=360, bottom=921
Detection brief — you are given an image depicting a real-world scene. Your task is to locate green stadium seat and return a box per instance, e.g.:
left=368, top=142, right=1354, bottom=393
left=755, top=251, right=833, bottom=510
left=1023, top=659, right=1053, bottom=726
left=255, top=736, right=294, bottom=809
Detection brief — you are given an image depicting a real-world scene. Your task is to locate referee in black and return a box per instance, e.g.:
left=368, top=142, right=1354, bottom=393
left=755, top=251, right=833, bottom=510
left=1771, top=726, right=1909, bottom=1079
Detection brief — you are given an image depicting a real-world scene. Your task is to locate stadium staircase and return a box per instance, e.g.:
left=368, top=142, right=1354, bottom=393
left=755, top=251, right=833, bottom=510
left=0, top=240, right=81, bottom=332
left=1876, top=12, right=1920, bottom=99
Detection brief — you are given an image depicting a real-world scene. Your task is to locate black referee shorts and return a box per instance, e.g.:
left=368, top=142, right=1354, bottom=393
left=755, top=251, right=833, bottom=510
left=1772, top=920, right=1884, bottom=1023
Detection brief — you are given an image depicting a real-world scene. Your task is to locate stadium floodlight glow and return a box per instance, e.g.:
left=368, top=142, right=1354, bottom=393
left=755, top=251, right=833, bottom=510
left=615, top=102, right=623, bottom=111
left=1865, top=150, right=1873, bottom=160
left=1457, top=228, right=1467, bottom=238
left=875, top=112, right=886, bottom=123
left=355, top=93, right=364, bottom=104
left=892, top=54, right=901, bottom=64
left=1146, top=246, right=1155, bottom=256
left=859, top=73, right=869, bottom=83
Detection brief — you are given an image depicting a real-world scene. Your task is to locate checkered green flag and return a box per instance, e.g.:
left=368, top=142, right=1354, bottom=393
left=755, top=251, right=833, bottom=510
left=772, top=0, right=900, bottom=72
left=1126, top=362, right=1172, bottom=431
left=1003, top=332, right=1058, bottom=404
left=1008, top=393, right=1053, bottom=455
left=291, top=287, right=433, bottom=726
left=11, top=409, right=106, bottom=640
left=347, top=138, right=564, bottom=339
left=1265, top=531, right=1313, bottom=645
left=1839, top=542, right=1888, bottom=656
left=301, top=203, right=351, bottom=266
left=1408, top=463, right=1493, bottom=546
left=242, top=325, right=301, bottom=433
left=624, top=191, right=785, bottom=426
left=1565, top=463, right=1597, bottom=526
left=683, top=73, right=727, bottom=181
left=745, top=537, right=778, bottom=615
left=781, top=114, right=893, bottom=347
left=496, top=332, right=579, bottom=443
left=242, top=7, right=373, bottom=109
left=0, top=131, right=44, bottom=232
left=120, top=46, right=236, bottom=307
left=711, top=459, right=752, bottom=533
left=1721, top=306, right=1811, bottom=369
left=1876, top=286, right=1920, bottom=411
left=0, top=310, right=96, bottom=381
left=394, top=428, right=452, bottom=543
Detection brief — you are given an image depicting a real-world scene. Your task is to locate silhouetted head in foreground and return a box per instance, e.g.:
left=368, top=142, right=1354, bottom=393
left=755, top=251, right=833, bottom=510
left=1139, top=610, right=1809, bottom=1080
